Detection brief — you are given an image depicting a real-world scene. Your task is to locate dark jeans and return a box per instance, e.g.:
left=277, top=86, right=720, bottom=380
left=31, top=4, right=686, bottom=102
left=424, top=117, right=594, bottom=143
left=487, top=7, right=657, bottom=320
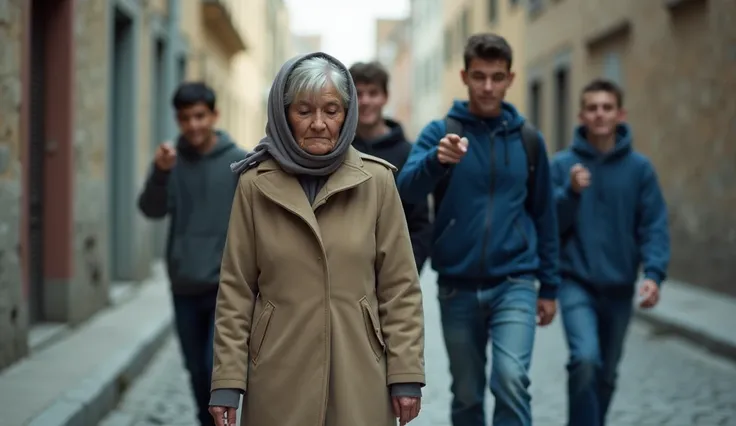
left=438, top=277, right=538, bottom=426
left=173, top=288, right=218, bottom=426
left=559, top=279, right=633, bottom=426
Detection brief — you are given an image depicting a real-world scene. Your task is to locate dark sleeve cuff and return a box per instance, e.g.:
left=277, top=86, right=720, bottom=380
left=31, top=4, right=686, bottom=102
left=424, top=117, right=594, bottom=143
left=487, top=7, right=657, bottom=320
left=425, top=147, right=452, bottom=176
left=390, top=383, right=422, bottom=398
left=644, top=270, right=665, bottom=286
left=538, top=283, right=558, bottom=300
left=151, top=166, right=171, bottom=185
left=564, top=182, right=581, bottom=200
left=209, top=388, right=242, bottom=408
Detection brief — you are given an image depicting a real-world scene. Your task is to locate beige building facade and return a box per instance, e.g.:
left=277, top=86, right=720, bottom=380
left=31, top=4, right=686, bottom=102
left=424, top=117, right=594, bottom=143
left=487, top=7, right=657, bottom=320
left=375, top=19, right=414, bottom=137
left=441, top=0, right=528, bottom=115
left=526, top=0, right=736, bottom=295
left=0, top=0, right=291, bottom=371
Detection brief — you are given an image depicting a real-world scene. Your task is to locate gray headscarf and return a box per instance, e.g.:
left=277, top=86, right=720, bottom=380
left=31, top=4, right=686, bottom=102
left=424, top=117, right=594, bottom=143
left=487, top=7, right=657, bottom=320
left=230, top=52, right=358, bottom=176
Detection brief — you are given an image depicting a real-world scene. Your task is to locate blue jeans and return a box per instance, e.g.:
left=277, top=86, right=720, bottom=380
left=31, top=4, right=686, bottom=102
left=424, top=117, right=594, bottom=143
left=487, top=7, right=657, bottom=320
left=438, top=277, right=538, bottom=426
left=559, top=280, right=633, bottom=426
left=173, top=288, right=219, bottom=426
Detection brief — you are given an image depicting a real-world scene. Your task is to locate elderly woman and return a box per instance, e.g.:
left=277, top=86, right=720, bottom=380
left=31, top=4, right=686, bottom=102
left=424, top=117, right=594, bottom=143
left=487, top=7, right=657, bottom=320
left=207, top=52, right=425, bottom=426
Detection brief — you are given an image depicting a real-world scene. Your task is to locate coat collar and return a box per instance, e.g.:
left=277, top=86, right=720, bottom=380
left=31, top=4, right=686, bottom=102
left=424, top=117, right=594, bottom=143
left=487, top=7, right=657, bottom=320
left=252, top=147, right=372, bottom=244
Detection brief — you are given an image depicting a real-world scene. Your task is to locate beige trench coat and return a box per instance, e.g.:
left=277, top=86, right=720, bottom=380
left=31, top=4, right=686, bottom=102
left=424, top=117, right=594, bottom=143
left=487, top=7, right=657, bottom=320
left=211, top=147, right=426, bottom=426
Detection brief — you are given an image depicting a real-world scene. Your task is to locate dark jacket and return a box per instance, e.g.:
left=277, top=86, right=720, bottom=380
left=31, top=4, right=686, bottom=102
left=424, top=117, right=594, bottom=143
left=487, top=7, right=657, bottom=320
left=352, top=119, right=432, bottom=272
left=551, top=124, right=670, bottom=291
left=137, top=130, right=247, bottom=294
left=396, top=101, right=560, bottom=299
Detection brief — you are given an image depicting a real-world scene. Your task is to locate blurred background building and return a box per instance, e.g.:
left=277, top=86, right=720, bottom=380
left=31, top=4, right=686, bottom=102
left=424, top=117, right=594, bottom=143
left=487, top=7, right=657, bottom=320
left=293, top=34, right=323, bottom=56
left=0, top=0, right=292, bottom=370
left=375, top=18, right=413, bottom=131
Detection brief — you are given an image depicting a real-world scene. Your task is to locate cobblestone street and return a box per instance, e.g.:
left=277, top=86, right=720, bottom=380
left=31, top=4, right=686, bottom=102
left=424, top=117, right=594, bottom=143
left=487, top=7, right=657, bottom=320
left=100, top=271, right=736, bottom=426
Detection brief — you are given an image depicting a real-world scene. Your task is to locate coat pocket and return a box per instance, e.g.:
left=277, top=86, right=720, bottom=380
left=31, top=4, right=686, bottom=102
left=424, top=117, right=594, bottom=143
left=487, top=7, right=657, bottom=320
left=250, top=300, right=275, bottom=365
left=359, top=297, right=386, bottom=361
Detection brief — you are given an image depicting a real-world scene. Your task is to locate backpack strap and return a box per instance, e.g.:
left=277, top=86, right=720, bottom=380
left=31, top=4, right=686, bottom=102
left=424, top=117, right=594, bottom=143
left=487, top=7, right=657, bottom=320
left=520, top=121, right=540, bottom=212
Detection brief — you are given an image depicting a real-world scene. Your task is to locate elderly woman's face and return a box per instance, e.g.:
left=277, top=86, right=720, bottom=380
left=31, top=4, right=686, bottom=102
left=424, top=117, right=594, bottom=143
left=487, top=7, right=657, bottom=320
left=288, top=83, right=346, bottom=155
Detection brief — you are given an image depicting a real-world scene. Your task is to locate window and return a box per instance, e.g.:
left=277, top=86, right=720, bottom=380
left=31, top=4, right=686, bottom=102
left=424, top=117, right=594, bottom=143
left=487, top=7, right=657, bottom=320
left=529, top=80, right=543, bottom=130
left=603, top=51, right=623, bottom=87
left=554, top=66, right=570, bottom=151
left=488, top=0, right=498, bottom=23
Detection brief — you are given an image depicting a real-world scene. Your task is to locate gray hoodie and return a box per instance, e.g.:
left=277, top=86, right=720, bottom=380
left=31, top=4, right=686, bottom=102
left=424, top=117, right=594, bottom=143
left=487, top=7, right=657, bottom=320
left=137, top=130, right=247, bottom=294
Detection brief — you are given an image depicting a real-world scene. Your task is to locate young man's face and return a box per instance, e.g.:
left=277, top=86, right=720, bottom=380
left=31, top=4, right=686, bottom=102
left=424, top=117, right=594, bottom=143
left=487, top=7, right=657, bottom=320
left=461, top=57, right=515, bottom=117
left=579, top=91, right=625, bottom=138
left=355, top=82, right=388, bottom=127
left=176, top=102, right=218, bottom=148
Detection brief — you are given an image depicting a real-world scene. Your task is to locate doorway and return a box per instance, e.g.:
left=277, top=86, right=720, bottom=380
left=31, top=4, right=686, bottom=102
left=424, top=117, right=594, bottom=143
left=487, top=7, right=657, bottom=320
left=27, top=0, right=48, bottom=323
left=26, top=0, right=74, bottom=323
left=109, top=7, right=136, bottom=281
left=554, top=66, right=570, bottom=152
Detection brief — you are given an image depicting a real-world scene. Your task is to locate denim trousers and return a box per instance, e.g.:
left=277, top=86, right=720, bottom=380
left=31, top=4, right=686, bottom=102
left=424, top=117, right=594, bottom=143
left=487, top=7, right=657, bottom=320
left=172, top=288, right=219, bottom=426
left=559, top=279, right=633, bottom=426
left=438, top=277, right=538, bottom=426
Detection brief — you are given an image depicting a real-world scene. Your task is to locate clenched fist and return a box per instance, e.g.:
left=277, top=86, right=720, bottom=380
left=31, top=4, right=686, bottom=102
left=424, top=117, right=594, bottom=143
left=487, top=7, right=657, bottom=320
left=437, top=133, right=469, bottom=164
left=569, top=163, right=590, bottom=193
left=154, top=142, right=177, bottom=171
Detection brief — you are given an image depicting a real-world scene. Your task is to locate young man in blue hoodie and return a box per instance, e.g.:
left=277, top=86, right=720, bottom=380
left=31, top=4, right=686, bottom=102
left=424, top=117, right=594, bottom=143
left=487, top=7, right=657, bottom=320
left=137, top=82, right=246, bottom=426
left=550, top=79, right=670, bottom=426
left=396, top=33, right=560, bottom=426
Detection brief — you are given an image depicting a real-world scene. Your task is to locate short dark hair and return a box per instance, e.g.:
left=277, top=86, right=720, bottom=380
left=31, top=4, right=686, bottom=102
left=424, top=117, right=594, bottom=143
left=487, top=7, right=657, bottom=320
left=171, top=82, right=216, bottom=111
left=348, top=61, right=389, bottom=94
left=580, top=78, right=624, bottom=108
left=463, top=33, right=513, bottom=70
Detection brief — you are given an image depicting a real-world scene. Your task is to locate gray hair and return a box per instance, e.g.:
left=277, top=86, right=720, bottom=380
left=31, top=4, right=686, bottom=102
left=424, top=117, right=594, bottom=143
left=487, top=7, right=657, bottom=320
left=283, top=56, right=351, bottom=108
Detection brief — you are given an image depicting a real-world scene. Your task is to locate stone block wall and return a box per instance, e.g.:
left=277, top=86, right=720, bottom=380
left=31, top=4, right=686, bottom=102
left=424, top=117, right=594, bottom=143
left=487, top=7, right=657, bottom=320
left=69, top=0, right=111, bottom=323
left=0, top=0, right=28, bottom=370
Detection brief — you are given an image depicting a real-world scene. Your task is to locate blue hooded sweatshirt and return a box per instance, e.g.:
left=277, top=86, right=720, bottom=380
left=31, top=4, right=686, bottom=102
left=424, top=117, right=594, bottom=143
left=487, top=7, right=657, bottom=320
left=396, top=100, right=560, bottom=299
left=550, top=124, right=670, bottom=291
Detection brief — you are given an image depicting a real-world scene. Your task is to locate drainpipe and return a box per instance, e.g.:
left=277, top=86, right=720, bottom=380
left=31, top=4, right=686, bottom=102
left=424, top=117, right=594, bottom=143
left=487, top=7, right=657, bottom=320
left=163, top=0, right=181, bottom=140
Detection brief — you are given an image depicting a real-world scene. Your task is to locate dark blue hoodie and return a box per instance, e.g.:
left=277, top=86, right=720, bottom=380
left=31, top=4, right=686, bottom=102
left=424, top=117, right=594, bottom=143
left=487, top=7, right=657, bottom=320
left=137, top=130, right=247, bottom=294
left=396, top=101, right=560, bottom=299
left=550, top=124, right=670, bottom=291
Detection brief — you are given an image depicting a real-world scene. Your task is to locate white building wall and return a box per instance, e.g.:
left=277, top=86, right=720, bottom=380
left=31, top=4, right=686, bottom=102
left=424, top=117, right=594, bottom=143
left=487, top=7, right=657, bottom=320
left=410, top=0, right=444, bottom=137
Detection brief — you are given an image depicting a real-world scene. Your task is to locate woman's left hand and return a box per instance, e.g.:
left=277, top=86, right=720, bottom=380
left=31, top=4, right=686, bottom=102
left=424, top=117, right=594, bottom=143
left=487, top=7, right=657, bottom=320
left=392, top=396, right=421, bottom=425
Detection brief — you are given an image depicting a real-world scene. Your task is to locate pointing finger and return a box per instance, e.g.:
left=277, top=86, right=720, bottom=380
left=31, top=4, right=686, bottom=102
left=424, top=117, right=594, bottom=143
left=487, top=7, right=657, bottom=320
left=446, top=133, right=461, bottom=144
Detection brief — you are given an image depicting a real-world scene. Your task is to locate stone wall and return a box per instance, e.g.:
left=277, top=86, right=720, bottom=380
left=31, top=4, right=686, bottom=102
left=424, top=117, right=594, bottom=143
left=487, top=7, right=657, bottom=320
left=526, top=0, right=736, bottom=295
left=0, top=0, right=28, bottom=369
left=69, top=0, right=110, bottom=323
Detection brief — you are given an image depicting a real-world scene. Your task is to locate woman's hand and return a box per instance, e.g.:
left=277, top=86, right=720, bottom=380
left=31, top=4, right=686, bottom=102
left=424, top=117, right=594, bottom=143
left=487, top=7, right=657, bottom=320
left=392, top=396, right=421, bottom=425
left=209, top=405, right=237, bottom=426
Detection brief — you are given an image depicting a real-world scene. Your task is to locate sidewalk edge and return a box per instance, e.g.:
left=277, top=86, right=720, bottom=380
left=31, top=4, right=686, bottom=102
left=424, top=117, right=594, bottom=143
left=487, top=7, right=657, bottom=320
left=634, top=309, right=736, bottom=362
left=26, top=315, right=174, bottom=426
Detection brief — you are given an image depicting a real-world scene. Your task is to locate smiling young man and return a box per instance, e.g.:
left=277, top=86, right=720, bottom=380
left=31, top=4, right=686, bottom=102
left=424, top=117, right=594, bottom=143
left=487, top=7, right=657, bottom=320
left=137, top=82, right=246, bottom=426
left=348, top=61, right=432, bottom=272
left=396, top=33, right=560, bottom=426
left=551, top=79, right=670, bottom=426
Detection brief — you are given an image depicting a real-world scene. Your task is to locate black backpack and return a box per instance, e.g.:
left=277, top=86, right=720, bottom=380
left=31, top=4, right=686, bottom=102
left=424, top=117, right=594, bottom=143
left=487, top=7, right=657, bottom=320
left=433, top=116, right=541, bottom=216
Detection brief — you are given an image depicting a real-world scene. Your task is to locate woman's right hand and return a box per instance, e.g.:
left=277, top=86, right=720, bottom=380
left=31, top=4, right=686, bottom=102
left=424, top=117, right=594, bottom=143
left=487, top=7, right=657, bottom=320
left=392, top=396, right=421, bottom=425
left=209, top=405, right=237, bottom=426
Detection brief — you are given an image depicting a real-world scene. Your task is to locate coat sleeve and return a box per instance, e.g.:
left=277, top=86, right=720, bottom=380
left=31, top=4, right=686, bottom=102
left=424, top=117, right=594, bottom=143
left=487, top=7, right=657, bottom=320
left=375, top=168, right=426, bottom=387
left=211, top=175, right=259, bottom=394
